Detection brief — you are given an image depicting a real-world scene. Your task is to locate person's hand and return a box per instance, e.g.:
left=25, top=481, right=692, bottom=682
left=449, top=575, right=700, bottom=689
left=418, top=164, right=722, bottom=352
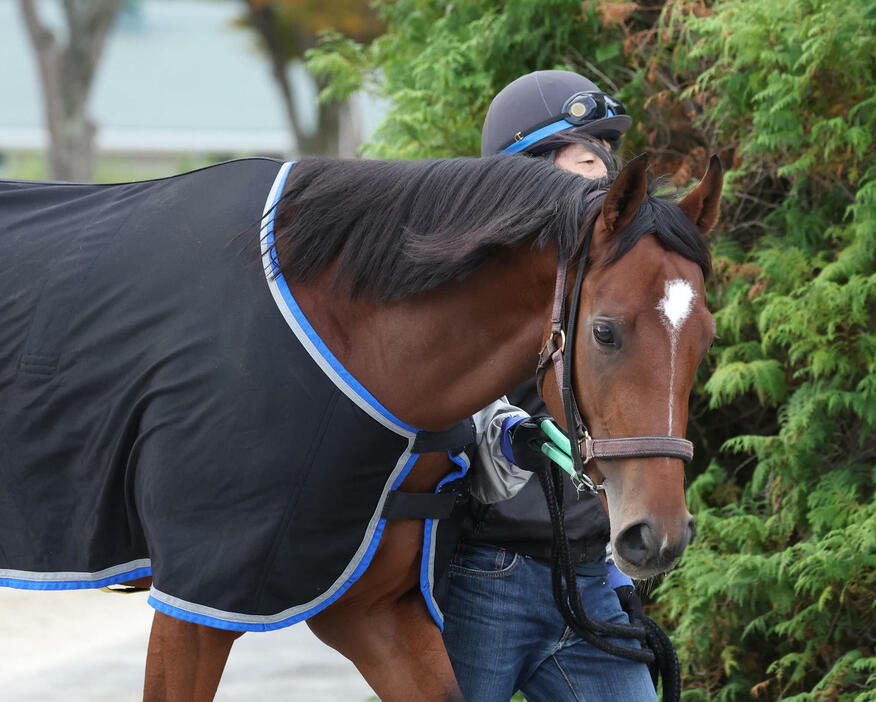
left=615, top=583, right=680, bottom=694
left=508, top=414, right=555, bottom=471
left=614, top=584, right=645, bottom=625
left=509, top=414, right=577, bottom=476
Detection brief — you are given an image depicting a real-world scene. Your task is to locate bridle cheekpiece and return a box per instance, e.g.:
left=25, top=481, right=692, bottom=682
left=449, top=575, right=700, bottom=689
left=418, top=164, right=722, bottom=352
left=535, top=221, right=694, bottom=492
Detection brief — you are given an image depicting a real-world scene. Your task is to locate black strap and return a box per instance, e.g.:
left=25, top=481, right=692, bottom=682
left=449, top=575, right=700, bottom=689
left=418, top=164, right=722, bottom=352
left=412, top=418, right=476, bottom=454
left=382, top=490, right=460, bottom=520
left=562, top=233, right=591, bottom=483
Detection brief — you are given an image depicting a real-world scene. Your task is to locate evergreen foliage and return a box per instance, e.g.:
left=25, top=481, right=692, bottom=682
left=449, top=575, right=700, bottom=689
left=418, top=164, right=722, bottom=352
left=308, top=1, right=876, bottom=699
left=655, top=2, right=875, bottom=699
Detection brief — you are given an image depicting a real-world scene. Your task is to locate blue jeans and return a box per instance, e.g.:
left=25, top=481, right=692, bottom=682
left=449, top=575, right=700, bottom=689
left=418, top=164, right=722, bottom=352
left=436, top=543, right=658, bottom=702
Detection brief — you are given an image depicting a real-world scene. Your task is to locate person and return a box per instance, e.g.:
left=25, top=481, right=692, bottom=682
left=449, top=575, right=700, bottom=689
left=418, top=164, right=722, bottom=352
left=436, top=70, right=659, bottom=702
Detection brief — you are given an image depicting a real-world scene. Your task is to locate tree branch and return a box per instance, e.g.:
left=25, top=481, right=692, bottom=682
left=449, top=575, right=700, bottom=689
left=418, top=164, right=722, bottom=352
left=20, top=0, right=122, bottom=180
left=19, top=0, right=54, bottom=52
left=62, top=0, right=123, bottom=101
left=245, top=2, right=302, bottom=148
left=19, top=0, right=60, bottom=130
left=84, top=0, right=125, bottom=69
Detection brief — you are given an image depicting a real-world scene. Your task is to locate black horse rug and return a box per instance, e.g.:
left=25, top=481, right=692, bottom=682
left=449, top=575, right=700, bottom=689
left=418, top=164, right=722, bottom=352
left=0, top=159, right=470, bottom=631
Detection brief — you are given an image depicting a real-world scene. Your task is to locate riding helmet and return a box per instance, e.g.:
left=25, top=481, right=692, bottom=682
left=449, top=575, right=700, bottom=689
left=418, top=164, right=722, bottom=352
left=481, top=70, right=633, bottom=156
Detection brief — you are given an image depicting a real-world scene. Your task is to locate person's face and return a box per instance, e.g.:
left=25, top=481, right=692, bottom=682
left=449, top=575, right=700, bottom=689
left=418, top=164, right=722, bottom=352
left=553, top=142, right=609, bottom=179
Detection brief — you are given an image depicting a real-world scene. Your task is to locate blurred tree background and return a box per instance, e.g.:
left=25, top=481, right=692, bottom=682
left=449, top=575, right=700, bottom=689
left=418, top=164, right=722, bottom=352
left=235, top=0, right=384, bottom=155
left=8, top=0, right=385, bottom=181
left=308, top=1, right=875, bottom=700
left=18, top=0, right=125, bottom=181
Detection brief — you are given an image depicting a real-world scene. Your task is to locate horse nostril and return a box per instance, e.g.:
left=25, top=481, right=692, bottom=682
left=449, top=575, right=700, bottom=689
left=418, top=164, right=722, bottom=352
left=658, top=517, right=697, bottom=563
left=687, top=516, right=697, bottom=546
left=616, top=522, right=657, bottom=566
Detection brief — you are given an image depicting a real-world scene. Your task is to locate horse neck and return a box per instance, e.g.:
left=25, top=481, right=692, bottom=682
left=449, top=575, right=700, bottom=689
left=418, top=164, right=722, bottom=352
left=287, top=246, right=559, bottom=431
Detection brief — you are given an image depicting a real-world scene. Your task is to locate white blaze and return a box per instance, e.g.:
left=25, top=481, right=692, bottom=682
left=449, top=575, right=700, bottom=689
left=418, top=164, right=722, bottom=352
left=658, top=279, right=696, bottom=330
left=657, top=279, right=696, bottom=434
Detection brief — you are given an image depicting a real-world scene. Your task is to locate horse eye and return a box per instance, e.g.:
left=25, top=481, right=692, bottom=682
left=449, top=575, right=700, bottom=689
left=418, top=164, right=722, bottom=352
left=593, top=323, right=615, bottom=346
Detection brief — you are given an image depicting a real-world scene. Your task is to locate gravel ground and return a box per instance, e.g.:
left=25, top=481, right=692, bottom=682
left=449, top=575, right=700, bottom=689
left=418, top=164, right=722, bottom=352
left=0, top=588, right=375, bottom=702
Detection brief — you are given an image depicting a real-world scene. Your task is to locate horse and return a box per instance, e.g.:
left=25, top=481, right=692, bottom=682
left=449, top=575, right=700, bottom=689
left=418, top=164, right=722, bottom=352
left=0, top=152, right=721, bottom=701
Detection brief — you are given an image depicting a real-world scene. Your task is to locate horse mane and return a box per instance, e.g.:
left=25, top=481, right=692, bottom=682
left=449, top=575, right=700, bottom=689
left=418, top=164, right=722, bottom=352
left=269, top=155, right=710, bottom=301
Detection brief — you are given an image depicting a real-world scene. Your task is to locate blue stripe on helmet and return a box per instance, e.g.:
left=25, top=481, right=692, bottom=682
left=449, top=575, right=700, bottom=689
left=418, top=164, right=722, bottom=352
left=501, top=119, right=576, bottom=154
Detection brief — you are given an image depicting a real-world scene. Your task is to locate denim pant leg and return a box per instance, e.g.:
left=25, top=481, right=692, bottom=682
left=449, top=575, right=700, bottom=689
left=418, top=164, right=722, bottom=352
left=438, top=544, right=657, bottom=702
left=519, top=560, right=657, bottom=702
left=438, top=543, right=551, bottom=702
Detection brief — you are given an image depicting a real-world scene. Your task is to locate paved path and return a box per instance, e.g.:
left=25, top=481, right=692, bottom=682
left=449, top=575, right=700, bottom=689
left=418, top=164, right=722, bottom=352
left=0, top=588, right=375, bottom=701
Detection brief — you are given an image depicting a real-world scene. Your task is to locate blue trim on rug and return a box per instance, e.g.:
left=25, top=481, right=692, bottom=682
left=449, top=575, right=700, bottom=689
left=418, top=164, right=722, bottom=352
left=263, top=163, right=417, bottom=435
left=148, top=453, right=422, bottom=632
left=0, top=566, right=153, bottom=591
left=419, top=450, right=471, bottom=630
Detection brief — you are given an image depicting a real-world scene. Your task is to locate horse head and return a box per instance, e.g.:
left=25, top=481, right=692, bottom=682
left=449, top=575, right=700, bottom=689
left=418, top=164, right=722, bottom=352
left=540, top=155, right=723, bottom=579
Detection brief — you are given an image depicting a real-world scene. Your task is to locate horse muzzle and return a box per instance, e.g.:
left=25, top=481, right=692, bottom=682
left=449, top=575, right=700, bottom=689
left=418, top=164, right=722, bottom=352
left=614, top=514, right=696, bottom=577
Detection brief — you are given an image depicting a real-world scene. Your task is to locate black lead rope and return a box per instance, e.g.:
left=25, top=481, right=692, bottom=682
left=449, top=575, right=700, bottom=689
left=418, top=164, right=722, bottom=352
left=536, top=464, right=651, bottom=660
left=538, top=232, right=682, bottom=700
left=644, top=618, right=682, bottom=700
left=537, top=465, right=684, bottom=700
left=549, top=233, right=651, bottom=658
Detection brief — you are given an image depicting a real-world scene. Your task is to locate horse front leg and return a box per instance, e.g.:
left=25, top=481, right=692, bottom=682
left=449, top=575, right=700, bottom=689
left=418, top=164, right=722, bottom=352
left=143, top=611, right=243, bottom=702
left=309, top=588, right=464, bottom=702
left=306, top=517, right=465, bottom=702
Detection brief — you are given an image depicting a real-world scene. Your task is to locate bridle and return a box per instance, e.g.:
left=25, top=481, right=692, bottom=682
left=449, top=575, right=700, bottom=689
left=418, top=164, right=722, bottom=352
left=535, top=225, right=694, bottom=491
left=531, top=214, right=689, bottom=698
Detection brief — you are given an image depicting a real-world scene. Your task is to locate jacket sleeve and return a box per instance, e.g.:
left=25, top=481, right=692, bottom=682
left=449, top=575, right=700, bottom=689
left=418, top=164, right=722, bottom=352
left=468, top=398, right=533, bottom=504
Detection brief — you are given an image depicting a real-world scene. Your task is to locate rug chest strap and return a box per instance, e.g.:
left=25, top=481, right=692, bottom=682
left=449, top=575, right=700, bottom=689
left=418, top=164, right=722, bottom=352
left=381, top=491, right=460, bottom=520
left=382, top=419, right=476, bottom=521
left=412, top=418, right=476, bottom=454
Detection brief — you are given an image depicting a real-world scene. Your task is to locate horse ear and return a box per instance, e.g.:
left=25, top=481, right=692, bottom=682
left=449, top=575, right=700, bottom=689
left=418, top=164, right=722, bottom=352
left=602, top=153, right=649, bottom=237
left=678, top=155, right=723, bottom=234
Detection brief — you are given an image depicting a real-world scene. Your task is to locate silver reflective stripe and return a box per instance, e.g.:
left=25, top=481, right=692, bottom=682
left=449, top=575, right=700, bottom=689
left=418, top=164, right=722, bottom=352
left=0, top=559, right=151, bottom=583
